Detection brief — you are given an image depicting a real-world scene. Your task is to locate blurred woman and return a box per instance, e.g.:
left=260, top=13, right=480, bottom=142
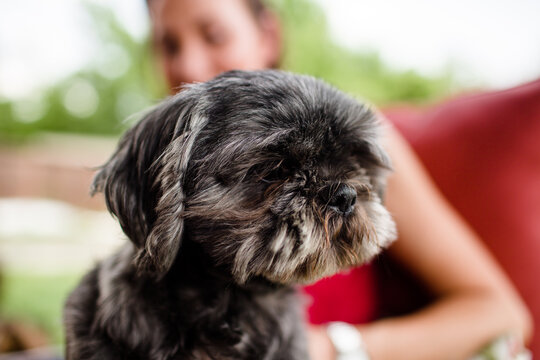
left=146, top=0, right=532, bottom=359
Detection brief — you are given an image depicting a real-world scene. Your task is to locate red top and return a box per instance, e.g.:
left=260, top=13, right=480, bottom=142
left=302, top=264, right=377, bottom=325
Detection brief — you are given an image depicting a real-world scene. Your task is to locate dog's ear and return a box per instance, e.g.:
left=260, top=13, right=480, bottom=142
left=364, top=138, right=392, bottom=202
left=351, top=114, right=393, bottom=202
left=342, top=102, right=393, bottom=202
left=92, top=91, right=206, bottom=278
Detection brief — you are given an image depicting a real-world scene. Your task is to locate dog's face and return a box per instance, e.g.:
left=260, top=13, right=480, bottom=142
left=93, top=70, right=396, bottom=284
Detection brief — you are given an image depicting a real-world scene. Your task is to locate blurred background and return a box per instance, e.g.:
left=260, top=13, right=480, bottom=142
left=0, top=0, right=539, bottom=356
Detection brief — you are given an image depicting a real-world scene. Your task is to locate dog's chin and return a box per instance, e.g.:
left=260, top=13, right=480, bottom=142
left=232, top=200, right=396, bottom=286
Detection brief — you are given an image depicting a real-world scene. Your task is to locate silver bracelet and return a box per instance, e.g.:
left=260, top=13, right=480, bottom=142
left=326, top=322, right=371, bottom=360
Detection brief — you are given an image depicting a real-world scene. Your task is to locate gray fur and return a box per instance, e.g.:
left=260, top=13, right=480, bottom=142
left=64, top=70, right=396, bottom=360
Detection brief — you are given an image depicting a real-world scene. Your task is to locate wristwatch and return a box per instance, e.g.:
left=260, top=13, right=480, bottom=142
left=326, top=322, right=370, bottom=360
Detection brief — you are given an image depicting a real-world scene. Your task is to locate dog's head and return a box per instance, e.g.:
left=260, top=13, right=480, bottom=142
left=93, top=70, right=396, bottom=284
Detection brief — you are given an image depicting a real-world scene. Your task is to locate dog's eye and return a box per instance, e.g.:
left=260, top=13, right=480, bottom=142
left=248, top=163, right=287, bottom=184
left=215, top=172, right=232, bottom=186
left=260, top=168, right=285, bottom=184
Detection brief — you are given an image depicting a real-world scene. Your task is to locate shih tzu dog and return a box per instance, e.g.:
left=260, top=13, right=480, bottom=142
left=64, top=70, right=396, bottom=360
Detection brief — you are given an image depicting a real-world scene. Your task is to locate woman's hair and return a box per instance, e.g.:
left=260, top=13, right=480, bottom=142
left=245, top=0, right=267, bottom=19
left=146, top=0, right=270, bottom=22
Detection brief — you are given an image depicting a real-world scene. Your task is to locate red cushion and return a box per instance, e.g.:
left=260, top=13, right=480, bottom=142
left=386, top=78, right=540, bottom=354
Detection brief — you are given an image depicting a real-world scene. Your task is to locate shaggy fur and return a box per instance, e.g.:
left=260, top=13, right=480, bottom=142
left=64, top=70, right=396, bottom=360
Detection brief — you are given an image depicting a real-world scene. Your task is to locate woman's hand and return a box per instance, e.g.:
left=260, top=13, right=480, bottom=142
left=307, top=325, right=336, bottom=360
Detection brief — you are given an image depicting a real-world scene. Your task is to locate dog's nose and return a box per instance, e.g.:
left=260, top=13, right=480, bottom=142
left=323, top=183, right=357, bottom=215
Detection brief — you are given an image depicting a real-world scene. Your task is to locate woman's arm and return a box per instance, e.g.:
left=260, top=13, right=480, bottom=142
left=308, top=124, right=532, bottom=360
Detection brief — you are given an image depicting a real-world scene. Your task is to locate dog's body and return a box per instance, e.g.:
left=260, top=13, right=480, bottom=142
left=64, top=70, right=396, bottom=360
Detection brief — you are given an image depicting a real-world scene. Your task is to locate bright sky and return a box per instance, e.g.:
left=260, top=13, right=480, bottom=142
left=313, top=0, right=540, bottom=88
left=0, top=0, right=539, bottom=99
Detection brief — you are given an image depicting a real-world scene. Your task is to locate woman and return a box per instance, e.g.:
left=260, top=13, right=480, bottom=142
left=146, top=0, right=533, bottom=359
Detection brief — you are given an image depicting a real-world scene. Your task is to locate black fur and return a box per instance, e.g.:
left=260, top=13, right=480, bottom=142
left=64, top=70, right=396, bottom=360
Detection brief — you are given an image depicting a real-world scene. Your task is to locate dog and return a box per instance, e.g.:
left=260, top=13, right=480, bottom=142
left=64, top=70, right=396, bottom=360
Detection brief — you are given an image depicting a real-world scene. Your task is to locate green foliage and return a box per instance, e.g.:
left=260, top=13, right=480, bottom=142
left=275, top=0, right=455, bottom=104
left=0, top=3, right=166, bottom=142
left=0, top=0, right=457, bottom=138
left=0, top=0, right=459, bottom=142
left=0, top=272, right=84, bottom=345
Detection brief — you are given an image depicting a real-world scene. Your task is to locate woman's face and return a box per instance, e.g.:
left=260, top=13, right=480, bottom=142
left=150, top=0, right=279, bottom=91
